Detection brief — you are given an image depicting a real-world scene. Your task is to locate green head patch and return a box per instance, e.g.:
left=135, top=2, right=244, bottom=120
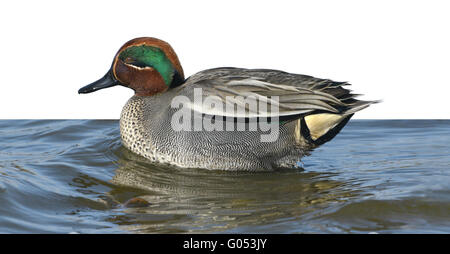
left=118, top=45, right=175, bottom=86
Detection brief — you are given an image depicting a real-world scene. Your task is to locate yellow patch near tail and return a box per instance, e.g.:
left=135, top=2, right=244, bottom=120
left=304, top=113, right=346, bottom=141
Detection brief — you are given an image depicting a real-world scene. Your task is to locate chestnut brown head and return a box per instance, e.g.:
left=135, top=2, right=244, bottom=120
left=79, top=37, right=185, bottom=96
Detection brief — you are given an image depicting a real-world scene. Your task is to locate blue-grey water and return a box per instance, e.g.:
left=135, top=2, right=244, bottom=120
left=0, top=120, right=449, bottom=233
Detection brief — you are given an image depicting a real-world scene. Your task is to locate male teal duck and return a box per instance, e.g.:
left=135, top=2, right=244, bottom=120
left=79, top=37, right=376, bottom=171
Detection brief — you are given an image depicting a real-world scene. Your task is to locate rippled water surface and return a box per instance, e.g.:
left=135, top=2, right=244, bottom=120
left=0, top=120, right=449, bottom=233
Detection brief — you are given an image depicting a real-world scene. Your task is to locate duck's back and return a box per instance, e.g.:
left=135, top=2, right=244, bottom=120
left=120, top=68, right=375, bottom=171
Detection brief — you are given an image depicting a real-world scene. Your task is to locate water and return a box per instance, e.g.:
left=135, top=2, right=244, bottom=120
left=0, top=120, right=449, bottom=233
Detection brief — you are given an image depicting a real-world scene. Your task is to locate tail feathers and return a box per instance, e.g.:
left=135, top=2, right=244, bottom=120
left=293, top=96, right=378, bottom=147
left=344, top=100, right=379, bottom=115
left=299, top=113, right=353, bottom=146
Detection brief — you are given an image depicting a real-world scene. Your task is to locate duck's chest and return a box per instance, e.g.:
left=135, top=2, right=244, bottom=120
left=119, top=96, right=153, bottom=156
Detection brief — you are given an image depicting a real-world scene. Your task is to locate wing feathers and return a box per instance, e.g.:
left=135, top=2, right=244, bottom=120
left=182, top=68, right=377, bottom=119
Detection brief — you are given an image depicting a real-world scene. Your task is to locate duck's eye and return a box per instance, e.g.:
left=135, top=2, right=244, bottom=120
left=122, top=57, right=147, bottom=68
left=124, top=57, right=134, bottom=64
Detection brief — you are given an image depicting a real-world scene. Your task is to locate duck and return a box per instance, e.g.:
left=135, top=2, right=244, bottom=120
left=78, top=37, right=376, bottom=171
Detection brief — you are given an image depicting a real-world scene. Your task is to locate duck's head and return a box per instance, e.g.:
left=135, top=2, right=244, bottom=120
left=78, top=37, right=184, bottom=96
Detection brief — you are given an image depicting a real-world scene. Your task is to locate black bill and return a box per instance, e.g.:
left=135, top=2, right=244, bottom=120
left=78, top=70, right=120, bottom=94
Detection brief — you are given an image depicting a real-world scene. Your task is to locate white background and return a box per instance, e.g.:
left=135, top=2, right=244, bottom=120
left=1, top=0, right=449, bottom=119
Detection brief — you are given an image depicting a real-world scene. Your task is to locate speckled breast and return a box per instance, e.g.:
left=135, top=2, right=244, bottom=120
left=120, top=96, right=159, bottom=161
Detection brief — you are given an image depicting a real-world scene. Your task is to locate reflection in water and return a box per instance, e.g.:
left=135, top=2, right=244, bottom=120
left=109, top=146, right=362, bottom=233
left=1, top=120, right=449, bottom=233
